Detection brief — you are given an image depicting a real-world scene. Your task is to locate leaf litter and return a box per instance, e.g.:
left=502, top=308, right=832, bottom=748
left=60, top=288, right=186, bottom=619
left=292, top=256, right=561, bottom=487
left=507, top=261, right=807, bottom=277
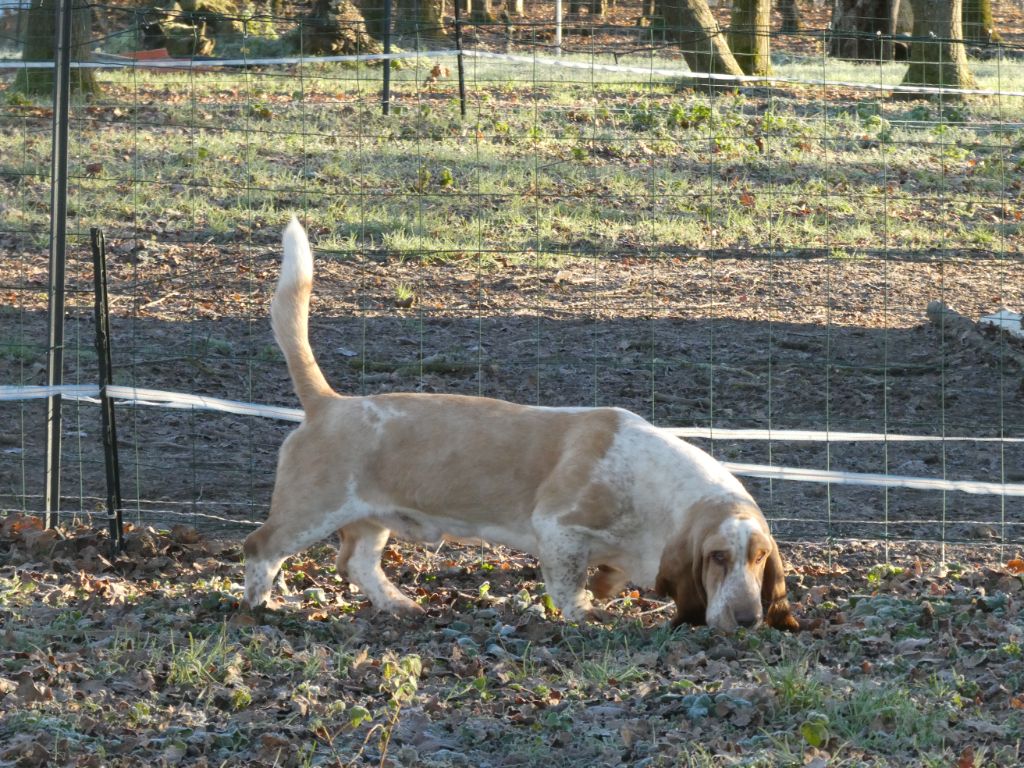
left=1, top=515, right=1023, bottom=766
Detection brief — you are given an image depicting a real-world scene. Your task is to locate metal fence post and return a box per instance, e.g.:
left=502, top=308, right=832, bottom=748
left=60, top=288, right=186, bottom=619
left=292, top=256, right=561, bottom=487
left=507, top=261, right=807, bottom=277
left=44, top=0, right=74, bottom=529
left=382, top=0, right=392, bottom=115
left=554, top=0, right=562, bottom=56
left=90, top=229, right=124, bottom=553
left=453, top=0, right=467, bottom=118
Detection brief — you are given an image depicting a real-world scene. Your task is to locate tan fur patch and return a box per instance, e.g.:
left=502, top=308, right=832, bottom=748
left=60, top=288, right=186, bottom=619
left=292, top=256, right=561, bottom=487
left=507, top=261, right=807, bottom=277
left=359, top=397, right=620, bottom=525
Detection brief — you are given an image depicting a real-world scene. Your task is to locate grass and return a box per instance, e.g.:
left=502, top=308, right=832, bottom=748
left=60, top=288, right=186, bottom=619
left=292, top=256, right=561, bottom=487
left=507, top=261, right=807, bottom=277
left=1, top=53, right=1021, bottom=271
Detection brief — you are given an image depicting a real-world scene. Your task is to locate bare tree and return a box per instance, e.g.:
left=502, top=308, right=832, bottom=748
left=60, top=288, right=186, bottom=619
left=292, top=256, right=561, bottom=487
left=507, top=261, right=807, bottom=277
left=962, top=0, right=1000, bottom=44
left=301, top=0, right=382, bottom=55
left=778, top=0, right=801, bottom=34
left=901, top=0, right=975, bottom=92
left=728, top=0, right=770, bottom=76
left=659, top=0, right=745, bottom=86
left=830, top=0, right=898, bottom=61
left=354, top=0, right=387, bottom=40
left=14, top=0, right=97, bottom=96
left=470, top=0, right=494, bottom=22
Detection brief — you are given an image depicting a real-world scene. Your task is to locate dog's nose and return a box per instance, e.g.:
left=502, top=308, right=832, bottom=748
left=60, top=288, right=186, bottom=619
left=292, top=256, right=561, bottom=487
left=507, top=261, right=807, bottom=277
left=735, top=611, right=761, bottom=628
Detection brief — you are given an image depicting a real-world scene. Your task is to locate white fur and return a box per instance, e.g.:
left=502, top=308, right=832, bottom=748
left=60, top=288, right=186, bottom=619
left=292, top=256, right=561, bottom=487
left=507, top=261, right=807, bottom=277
left=705, top=517, right=763, bottom=629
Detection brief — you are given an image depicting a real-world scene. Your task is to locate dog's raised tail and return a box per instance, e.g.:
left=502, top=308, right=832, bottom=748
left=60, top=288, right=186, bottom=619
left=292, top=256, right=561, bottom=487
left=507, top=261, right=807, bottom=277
left=272, top=217, right=335, bottom=411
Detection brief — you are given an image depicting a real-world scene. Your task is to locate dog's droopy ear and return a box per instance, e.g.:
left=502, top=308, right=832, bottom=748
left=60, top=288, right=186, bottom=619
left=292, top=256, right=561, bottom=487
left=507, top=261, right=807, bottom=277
left=655, top=539, right=707, bottom=629
left=762, top=542, right=800, bottom=631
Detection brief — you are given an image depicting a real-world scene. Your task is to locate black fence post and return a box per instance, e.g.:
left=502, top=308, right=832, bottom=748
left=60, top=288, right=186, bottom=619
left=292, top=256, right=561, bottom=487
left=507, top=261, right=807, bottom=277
left=90, top=229, right=124, bottom=553
left=453, top=0, right=467, bottom=118
left=382, top=0, right=392, bottom=115
left=44, top=0, right=74, bottom=529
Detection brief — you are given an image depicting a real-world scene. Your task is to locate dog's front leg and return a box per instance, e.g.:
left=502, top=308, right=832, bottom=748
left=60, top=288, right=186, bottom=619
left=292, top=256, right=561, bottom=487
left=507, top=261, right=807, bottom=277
left=537, top=531, right=605, bottom=623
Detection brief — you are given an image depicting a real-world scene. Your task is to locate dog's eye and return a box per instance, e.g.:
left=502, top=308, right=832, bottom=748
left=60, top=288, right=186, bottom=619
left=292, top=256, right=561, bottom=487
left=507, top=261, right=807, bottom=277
left=755, top=551, right=767, bottom=564
left=710, top=551, right=728, bottom=566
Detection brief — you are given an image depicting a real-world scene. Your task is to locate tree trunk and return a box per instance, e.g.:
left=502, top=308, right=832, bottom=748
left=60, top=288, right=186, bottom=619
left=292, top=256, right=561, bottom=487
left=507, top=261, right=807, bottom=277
left=728, top=0, right=770, bottom=76
left=395, top=0, right=446, bottom=43
left=469, top=0, right=493, bottom=22
left=353, top=0, right=387, bottom=41
left=659, top=0, right=745, bottom=87
left=829, top=0, right=895, bottom=61
left=14, top=0, right=98, bottom=96
left=901, top=0, right=975, bottom=93
left=300, top=0, right=382, bottom=55
left=778, top=0, right=800, bottom=34
left=962, top=0, right=1000, bottom=44
left=505, top=0, right=524, bottom=15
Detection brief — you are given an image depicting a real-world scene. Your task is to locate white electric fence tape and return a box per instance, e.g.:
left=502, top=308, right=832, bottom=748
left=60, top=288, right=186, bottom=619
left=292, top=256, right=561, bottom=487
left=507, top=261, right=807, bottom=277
left=4, top=384, right=1023, bottom=497
left=0, top=48, right=1022, bottom=99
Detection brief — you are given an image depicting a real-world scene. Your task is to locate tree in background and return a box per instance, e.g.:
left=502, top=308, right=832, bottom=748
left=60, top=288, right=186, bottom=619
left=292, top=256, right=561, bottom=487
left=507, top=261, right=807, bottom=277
left=354, top=0, right=387, bottom=40
left=298, top=0, right=445, bottom=52
left=470, top=0, right=493, bottom=22
left=658, top=0, right=744, bottom=85
left=728, top=0, right=770, bottom=76
left=569, top=0, right=607, bottom=17
left=778, top=0, right=801, bottom=34
left=901, top=0, right=975, bottom=92
left=830, top=0, right=896, bottom=61
left=962, top=0, right=1001, bottom=44
left=300, top=0, right=381, bottom=55
left=14, top=0, right=98, bottom=96
left=394, top=0, right=445, bottom=41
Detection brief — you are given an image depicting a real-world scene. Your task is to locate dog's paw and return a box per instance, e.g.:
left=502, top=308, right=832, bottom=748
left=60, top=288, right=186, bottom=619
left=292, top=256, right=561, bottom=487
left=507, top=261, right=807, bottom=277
left=383, top=599, right=425, bottom=619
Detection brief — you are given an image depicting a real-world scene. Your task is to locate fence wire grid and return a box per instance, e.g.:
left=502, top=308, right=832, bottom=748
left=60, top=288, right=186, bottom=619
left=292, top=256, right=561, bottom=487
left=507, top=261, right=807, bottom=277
left=1, top=1, right=1023, bottom=557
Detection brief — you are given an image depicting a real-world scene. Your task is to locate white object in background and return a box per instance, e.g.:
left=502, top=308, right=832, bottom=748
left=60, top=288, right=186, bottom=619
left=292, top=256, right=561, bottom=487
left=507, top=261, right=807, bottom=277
left=980, top=308, right=1024, bottom=339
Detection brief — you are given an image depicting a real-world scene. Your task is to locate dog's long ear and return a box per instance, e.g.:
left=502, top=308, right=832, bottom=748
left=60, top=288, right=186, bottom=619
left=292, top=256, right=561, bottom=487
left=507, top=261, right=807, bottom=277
left=762, top=541, right=800, bottom=631
left=655, top=534, right=707, bottom=629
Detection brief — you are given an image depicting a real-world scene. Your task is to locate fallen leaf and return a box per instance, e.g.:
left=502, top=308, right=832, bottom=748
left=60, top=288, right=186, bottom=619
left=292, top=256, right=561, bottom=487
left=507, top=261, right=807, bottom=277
left=15, top=672, right=52, bottom=704
left=800, top=717, right=829, bottom=748
left=1007, top=559, right=1024, bottom=574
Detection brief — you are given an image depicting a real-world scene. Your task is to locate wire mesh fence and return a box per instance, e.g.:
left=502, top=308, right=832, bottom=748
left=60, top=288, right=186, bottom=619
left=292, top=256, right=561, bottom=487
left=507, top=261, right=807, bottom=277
left=1, top=1, right=1022, bottom=554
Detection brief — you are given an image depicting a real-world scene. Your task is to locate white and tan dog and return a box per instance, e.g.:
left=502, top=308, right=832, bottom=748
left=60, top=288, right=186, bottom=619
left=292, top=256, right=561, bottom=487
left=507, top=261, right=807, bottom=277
left=243, top=219, right=799, bottom=632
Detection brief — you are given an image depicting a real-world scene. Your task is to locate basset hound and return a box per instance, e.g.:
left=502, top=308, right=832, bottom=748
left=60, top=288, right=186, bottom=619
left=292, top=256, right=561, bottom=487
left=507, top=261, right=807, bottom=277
left=243, top=219, right=799, bottom=632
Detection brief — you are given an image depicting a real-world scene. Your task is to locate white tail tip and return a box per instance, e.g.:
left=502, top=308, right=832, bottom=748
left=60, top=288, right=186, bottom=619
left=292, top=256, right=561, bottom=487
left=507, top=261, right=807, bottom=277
left=281, top=216, right=312, bottom=286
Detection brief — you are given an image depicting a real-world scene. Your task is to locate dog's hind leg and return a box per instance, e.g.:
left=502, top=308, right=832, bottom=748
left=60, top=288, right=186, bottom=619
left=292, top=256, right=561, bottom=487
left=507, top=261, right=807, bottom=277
left=343, top=520, right=423, bottom=616
left=243, top=499, right=371, bottom=609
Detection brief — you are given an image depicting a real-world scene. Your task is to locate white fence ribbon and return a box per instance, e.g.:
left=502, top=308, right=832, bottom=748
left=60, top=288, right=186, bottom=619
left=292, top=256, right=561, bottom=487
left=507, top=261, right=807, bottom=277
left=3, top=383, right=1023, bottom=497
left=666, top=427, right=1024, bottom=444
left=725, top=462, right=1024, bottom=497
left=1, top=47, right=1021, bottom=99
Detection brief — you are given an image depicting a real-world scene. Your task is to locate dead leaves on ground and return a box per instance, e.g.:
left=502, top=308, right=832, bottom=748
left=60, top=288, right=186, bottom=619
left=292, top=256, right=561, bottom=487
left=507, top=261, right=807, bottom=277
left=2, top=520, right=1024, bottom=766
